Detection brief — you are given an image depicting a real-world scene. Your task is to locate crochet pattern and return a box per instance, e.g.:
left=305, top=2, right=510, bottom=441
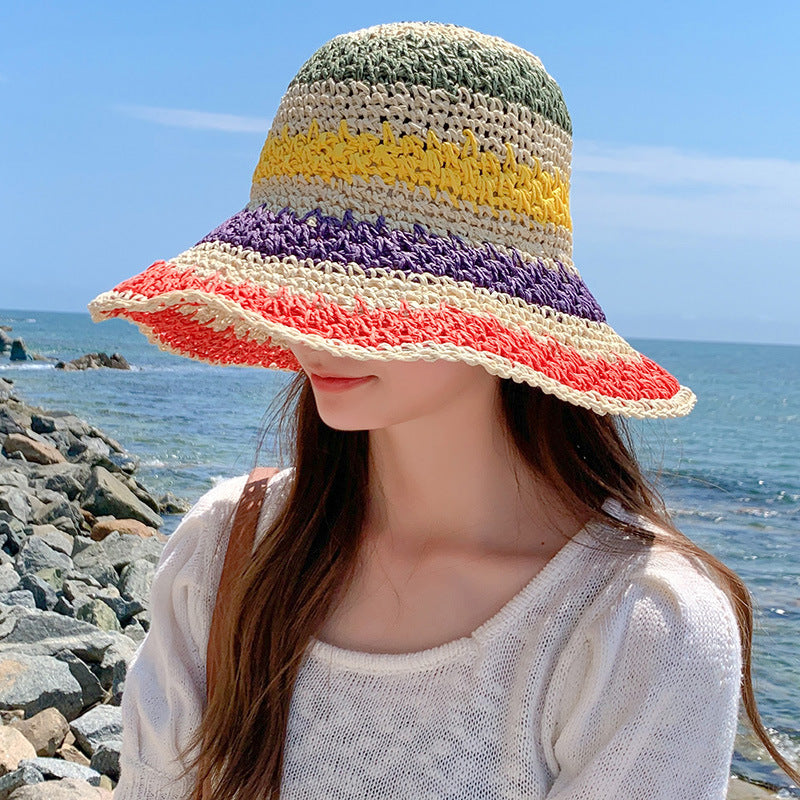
left=87, top=21, right=696, bottom=418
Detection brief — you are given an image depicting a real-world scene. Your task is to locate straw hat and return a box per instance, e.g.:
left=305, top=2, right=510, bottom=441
left=87, top=21, right=696, bottom=419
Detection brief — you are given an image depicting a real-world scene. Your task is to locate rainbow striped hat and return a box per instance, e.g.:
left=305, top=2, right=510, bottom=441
left=88, top=22, right=695, bottom=419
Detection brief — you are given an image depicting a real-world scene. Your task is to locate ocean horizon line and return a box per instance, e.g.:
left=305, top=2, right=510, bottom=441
left=1, top=306, right=798, bottom=352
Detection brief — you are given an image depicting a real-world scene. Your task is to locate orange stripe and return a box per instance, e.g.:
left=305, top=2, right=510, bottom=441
left=104, top=262, right=680, bottom=401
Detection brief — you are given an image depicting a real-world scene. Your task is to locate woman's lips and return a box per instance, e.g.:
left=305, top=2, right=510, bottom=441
left=309, top=373, right=376, bottom=392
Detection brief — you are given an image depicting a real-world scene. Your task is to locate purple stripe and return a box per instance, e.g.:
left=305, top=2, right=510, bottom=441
left=198, top=207, right=606, bottom=323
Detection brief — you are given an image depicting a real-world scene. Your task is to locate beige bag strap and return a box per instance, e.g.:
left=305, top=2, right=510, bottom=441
left=206, top=466, right=279, bottom=703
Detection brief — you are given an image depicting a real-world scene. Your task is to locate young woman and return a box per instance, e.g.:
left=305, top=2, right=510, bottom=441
left=88, top=21, right=798, bottom=800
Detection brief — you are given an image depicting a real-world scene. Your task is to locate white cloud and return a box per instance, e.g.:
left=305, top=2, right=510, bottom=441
left=115, top=104, right=269, bottom=133
left=571, top=140, right=800, bottom=240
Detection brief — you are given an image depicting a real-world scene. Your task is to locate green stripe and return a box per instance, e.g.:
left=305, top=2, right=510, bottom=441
left=289, top=26, right=572, bottom=136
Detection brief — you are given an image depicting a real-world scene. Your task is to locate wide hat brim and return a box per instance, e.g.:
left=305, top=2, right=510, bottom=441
left=88, top=204, right=695, bottom=419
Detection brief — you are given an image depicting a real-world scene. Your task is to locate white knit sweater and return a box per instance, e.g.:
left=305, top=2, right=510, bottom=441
left=114, top=467, right=742, bottom=800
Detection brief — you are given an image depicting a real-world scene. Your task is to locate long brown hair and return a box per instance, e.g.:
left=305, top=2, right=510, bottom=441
left=172, top=370, right=799, bottom=798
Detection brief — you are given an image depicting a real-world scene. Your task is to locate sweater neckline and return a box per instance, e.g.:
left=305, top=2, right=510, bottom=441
left=308, top=512, right=606, bottom=673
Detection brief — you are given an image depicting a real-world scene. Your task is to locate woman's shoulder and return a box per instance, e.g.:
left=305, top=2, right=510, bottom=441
left=158, top=466, right=295, bottom=572
left=582, top=505, right=741, bottom=668
left=188, top=465, right=294, bottom=517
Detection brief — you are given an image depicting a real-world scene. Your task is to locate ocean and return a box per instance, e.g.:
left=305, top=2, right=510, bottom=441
left=1, top=308, right=798, bottom=794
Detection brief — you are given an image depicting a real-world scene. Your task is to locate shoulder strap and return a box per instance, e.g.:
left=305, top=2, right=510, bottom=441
left=206, top=466, right=280, bottom=704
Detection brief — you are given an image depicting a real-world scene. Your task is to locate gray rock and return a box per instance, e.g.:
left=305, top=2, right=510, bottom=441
left=75, top=601, right=120, bottom=634
left=51, top=597, right=74, bottom=618
left=80, top=468, right=161, bottom=529
left=0, top=564, right=20, bottom=594
left=93, top=532, right=163, bottom=571
left=120, top=620, right=145, bottom=645
left=26, top=527, right=72, bottom=558
left=14, top=538, right=73, bottom=577
left=66, top=440, right=114, bottom=472
left=131, top=609, right=149, bottom=632
left=33, top=568, right=65, bottom=593
left=68, top=550, right=117, bottom=592
left=42, top=413, right=90, bottom=439
left=117, top=560, right=154, bottom=607
left=94, top=636, right=137, bottom=691
left=18, top=576, right=57, bottom=611
left=17, top=758, right=102, bottom=786
left=157, top=492, right=190, bottom=514
left=0, top=411, right=26, bottom=438
left=28, top=416, right=55, bottom=435
left=0, top=489, right=33, bottom=526
left=89, top=740, right=120, bottom=782
left=9, top=341, right=32, bottom=363
left=30, top=500, right=82, bottom=537
left=69, top=706, right=121, bottom=758
left=7, top=776, right=112, bottom=798
left=0, top=473, right=28, bottom=491
left=98, top=595, right=143, bottom=627
left=52, top=653, right=104, bottom=712
left=0, top=654, right=83, bottom=720
left=0, top=592, right=36, bottom=610
left=0, top=763, right=44, bottom=799
left=41, top=474, right=83, bottom=503
left=0, top=605, right=118, bottom=665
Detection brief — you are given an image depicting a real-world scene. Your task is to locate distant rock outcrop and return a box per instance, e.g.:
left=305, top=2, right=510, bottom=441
left=10, top=339, right=33, bottom=362
left=54, top=354, right=130, bottom=372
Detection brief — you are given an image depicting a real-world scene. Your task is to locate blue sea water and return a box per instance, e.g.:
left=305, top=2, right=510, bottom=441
left=1, top=308, right=798, bottom=793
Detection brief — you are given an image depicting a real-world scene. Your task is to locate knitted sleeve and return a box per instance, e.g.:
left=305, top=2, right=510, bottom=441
left=112, top=474, right=249, bottom=800
left=542, top=549, right=742, bottom=800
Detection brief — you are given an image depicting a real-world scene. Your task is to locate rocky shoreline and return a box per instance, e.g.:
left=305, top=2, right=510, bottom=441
left=0, top=374, right=187, bottom=798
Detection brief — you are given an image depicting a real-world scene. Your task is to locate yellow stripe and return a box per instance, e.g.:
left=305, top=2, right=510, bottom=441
left=251, top=119, right=572, bottom=231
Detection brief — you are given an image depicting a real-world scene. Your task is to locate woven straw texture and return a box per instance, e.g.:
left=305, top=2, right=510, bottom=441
left=87, top=21, right=696, bottom=419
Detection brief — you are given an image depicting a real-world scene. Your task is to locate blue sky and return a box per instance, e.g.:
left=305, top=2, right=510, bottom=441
left=2, top=1, right=798, bottom=345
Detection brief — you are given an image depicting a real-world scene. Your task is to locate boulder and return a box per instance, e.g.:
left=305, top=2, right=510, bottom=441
left=117, top=560, right=153, bottom=610
left=25, top=529, right=71, bottom=560
left=0, top=655, right=82, bottom=720
left=55, top=743, right=90, bottom=767
left=54, top=353, right=129, bottom=372
left=0, top=475, right=27, bottom=492
left=0, top=726, right=37, bottom=776
left=8, top=708, right=69, bottom=758
left=69, top=706, right=121, bottom=758
left=0, top=592, right=36, bottom=610
left=51, top=654, right=103, bottom=713
left=0, top=491, right=33, bottom=526
left=16, top=758, right=102, bottom=786
left=89, top=741, right=120, bottom=783
left=1, top=438, right=63, bottom=468
left=89, top=519, right=161, bottom=543
left=0, top=567, right=19, bottom=595
left=80, top=469, right=161, bottom=529
left=8, top=342, right=31, bottom=363
left=75, top=601, right=120, bottom=634
left=0, top=762, right=44, bottom=798
left=14, top=538, right=73, bottom=577
left=17, top=577, right=56, bottom=612
left=7, top=776, right=113, bottom=798
left=0, top=606, right=119, bottom=665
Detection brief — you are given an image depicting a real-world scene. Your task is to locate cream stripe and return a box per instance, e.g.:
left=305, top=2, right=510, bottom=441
left=248, top=174, right=575, bottom=272
left=88, top=290, right=695, bottom=419
left=271, top=80, right=572, bottom=178
left=168, top=241, right=635, bottom=360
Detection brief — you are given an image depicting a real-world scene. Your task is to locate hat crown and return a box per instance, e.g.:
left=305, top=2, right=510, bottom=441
left=249, top=21, right=575, bottom=273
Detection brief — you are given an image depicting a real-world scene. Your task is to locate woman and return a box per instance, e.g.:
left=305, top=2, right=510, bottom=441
left=88, top=21, right=797, bottom=799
